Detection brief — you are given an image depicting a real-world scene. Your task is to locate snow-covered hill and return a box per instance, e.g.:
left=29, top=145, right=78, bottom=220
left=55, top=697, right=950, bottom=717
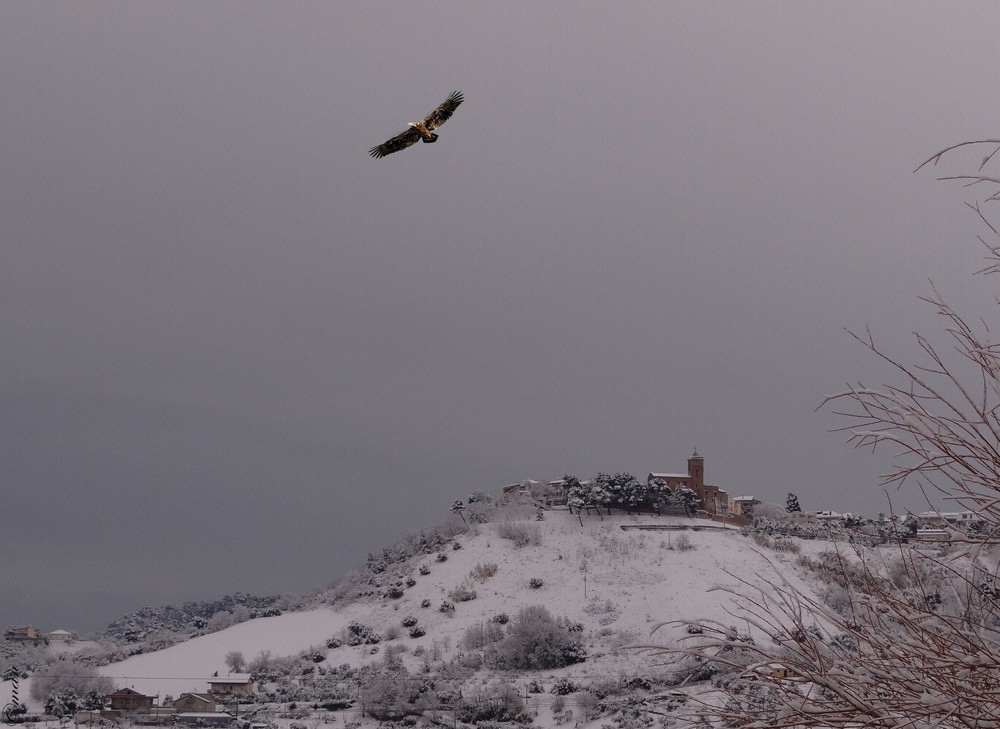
left=11, top=508, right=834, bottom=713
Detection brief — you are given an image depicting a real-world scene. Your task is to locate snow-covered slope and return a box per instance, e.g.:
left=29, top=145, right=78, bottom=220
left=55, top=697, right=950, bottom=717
left=9, top=510, right=834, bottom=709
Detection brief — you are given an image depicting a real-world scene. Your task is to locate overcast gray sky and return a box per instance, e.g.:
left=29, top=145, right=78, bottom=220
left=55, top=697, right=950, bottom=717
left=2, top=2, right=998, bottom=634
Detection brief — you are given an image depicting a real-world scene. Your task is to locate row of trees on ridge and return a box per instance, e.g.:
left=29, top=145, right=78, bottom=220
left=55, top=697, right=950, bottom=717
left=562, top=473, right=699, bottom=519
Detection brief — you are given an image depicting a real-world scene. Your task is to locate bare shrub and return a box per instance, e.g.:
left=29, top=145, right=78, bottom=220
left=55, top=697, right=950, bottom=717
left=460, top=621, right=504, bottom=651
left=495, top=521, right=542, bottom=547
left=448, top=582, right=477, bottom=602
left=673, top=532, right=693, bottom=551
left=470, top=562, right=498, bottom=581
left=456, top=681, right=525, bottom=724
left=576, top=691, right=600, bottom=720
left=771, top=537, right=800, bottom=553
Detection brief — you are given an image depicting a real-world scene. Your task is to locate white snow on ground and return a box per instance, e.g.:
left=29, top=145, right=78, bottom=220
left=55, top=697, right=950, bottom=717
left=12, top=508, right=836, bottom=716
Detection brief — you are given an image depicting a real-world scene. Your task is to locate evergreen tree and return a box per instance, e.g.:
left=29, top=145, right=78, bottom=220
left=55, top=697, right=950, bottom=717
left=786, top=492, right=802, bottom=513
left=80, top=689, right=107, bottom=711
left=45, top=688, right=78, bottom=718
left=594, top=473, right=617, bottom=508
left=646, top=478, right=670, bottom=513
left=615, top=472, right=641, bottom=512
left=584, top=480, right=611, bottom=518
left=561, top=475, right=581, bottom=512
left=675, top=486, right=699, bottom=516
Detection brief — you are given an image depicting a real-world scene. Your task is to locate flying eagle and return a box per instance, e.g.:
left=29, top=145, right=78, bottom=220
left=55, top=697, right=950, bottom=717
left=368, top=91, right=464, bottom=159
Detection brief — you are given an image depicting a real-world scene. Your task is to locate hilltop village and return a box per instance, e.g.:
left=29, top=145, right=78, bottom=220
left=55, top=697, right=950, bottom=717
left=501, top=451, right=985, bottom=542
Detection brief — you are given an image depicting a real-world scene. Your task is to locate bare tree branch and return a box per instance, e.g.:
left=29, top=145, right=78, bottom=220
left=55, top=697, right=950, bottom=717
left=660, top=141, right=1000, bottom=727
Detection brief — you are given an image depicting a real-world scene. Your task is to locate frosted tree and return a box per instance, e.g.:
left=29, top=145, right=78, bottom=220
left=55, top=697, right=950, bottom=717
left=566, top=475, right=610, bottom=523
left=80, top=689, right=107, bottom=711
left=225, top=650, right=246, bottom=673
left=785, top=492, right=801, bottom=513
left=44, top=688, right=78, bottom=718
left=674, top=486, right=699, bottom=516
left=594, top=473, right=617, bottom=510
left=655, top=140, right=1000, bottom=727
left=585, top=479, right=612, bottom=517
left=646, top=477, right=671, bottom=514
left=450, top=499, right=467, bottom=525
left=613, top=472, right=642, bottom=512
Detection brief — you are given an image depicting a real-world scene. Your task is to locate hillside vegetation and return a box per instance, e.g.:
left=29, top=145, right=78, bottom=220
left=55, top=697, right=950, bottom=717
left=8, top=493, right=952, bottom=727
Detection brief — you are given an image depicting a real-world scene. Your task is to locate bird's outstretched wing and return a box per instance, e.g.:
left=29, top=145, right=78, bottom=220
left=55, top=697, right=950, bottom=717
left=369, top=127, right=423, bottom=159
left=421, top=91, right=464, bottom=131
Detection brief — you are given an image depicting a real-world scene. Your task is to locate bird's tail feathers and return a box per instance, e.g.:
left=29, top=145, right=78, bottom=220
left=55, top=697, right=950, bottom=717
left=422, top=133, right=439, bottom=144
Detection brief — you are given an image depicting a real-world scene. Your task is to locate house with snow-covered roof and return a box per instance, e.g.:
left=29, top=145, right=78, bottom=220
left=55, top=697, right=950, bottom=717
left=206, top=674, right=253, bottom=696
left=916, top=510, right=980, bottom=528
left=173, top=693, right=218, bottom=713
left=731, top=496, right=760, bottom=518
left=107, top=688, right=156, bottom=713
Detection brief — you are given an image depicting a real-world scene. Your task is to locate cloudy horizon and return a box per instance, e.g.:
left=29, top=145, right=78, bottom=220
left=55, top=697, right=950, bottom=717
left=3, top=2, right=998, bottom=634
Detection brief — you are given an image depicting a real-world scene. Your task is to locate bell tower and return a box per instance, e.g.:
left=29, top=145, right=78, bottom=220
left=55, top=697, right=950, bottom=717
left=687, top=450, right=705, bottom=492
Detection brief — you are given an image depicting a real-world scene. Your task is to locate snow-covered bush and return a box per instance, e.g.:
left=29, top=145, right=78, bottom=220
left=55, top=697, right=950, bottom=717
left=456, top=681, right=526, bottom=725
left=672, top=533, right=693, bottom=551
left=553, top=708, right=574, bottom=724
left=448, top=582, right=477, bottom=602
left=497, top=605, right=586, bottom=670
left=529, top=577, right=544, bottom=589
left=343, top=622, right=380, bottom=646
left=550, top=678, right=577, bottom=695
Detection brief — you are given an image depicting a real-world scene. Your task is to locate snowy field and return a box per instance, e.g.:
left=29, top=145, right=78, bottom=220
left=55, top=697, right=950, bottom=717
left=22, top=512, right=825, bottom=700
left=10, top=508, right=842, bottom=726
